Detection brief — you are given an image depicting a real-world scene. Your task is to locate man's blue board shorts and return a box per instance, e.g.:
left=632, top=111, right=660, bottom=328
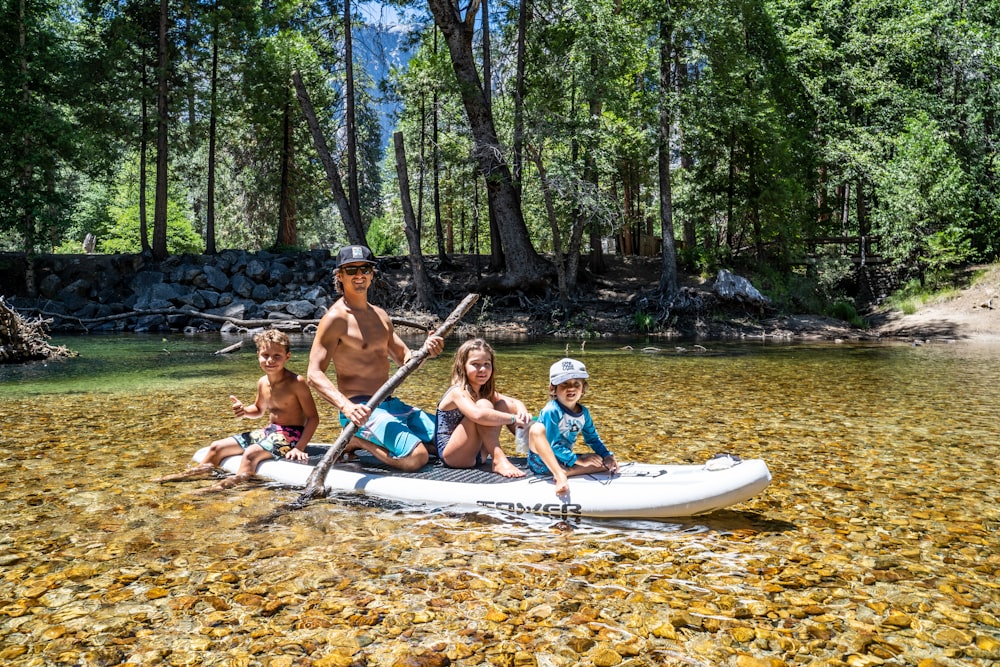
left=339, top=395, right=435, bottom=458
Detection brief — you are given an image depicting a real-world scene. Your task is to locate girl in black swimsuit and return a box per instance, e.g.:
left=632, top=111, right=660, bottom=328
left=434, top=338, right=532, bottom=478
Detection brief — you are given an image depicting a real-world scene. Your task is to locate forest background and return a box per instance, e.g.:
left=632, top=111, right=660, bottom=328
left=1, top=0, right=997, bottom=325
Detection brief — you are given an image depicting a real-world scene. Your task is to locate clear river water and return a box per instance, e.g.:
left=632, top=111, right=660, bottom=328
left=0, top=334, right=997, bottom=667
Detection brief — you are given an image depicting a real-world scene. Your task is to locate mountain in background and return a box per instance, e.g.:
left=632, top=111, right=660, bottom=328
left=356, top=18, right=416, bottom=150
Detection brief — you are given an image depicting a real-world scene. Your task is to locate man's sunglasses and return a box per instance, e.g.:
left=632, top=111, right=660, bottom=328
left=341, top=265, right=373, bottom=276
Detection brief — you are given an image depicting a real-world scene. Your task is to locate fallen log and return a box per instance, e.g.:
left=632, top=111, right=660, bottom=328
left=20, top=307, right=431, bottom=334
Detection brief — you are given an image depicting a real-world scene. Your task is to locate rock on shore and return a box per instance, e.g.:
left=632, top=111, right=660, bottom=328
left=1, top=250, right=341, bottom=334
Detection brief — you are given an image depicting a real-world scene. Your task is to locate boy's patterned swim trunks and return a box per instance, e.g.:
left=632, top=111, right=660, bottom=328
left=233, top=423, right=304, bottom=460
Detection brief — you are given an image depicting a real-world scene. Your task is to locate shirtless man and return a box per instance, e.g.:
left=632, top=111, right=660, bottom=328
left=156, top=329, right=319, bottom=491
left=307, top=245, right=444, bottom=471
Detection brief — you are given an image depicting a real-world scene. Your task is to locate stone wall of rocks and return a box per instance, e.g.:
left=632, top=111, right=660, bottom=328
left=1, top=250, right=344, bottom=333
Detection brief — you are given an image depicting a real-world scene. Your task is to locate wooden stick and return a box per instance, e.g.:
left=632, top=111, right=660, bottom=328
left=299, top=293, right=480, bottom=500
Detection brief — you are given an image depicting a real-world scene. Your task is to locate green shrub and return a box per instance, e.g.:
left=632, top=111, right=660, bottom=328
left=365, top=217, right=406, bottom=256
left=100, top=200, right=203, bottom=255
left=824, top=300, right=864, bottom=327
left=633, top=310, right=654, bottom=333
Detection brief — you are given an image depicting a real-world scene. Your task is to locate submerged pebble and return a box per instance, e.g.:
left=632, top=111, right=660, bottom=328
left=1, top=341, right=998, bottom=666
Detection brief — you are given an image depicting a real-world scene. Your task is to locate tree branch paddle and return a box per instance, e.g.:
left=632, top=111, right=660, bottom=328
left=299, top=293, right=480, bottom=500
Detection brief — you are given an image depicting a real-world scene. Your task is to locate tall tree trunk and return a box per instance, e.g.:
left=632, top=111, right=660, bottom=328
left=584, top=145, right=603, bottom=273
left=139, top=57, right=150, bottom=254
left=292, top=70, right=366, bottom=246
left=512, top=0, right=528, bottom=193
left=182, top=3, right=196, bottom=133
left=417, top=94, right=426, bottom=236
left=276, top=101, right=297, bottom=247
left=205, top=10, right=218, bottom=255
left=17, top=0, right=34, bottom=259
left=153, top=0, right=169, bottom=261
left=344, top=0, right=362, bottom=229
left=840, top=182, right=850, bottom=236
left=481, top=0, right=504, bottom=272
left=584, top=19, right=607, bottom=274
left=856, top=178, right=868, bottom=242
left=748, top=139, right=762, bottom=259
left=393, top=132, right=437, bottom=311
left=432, top=30, right=448, bottom=263
left=657, top=9, right=678, bottom=295
left=674, top=44, right=695, bottom=257
left=445, top=164, right=455, bottom=252
left=527, top=146, right=569, bottom=305
left=427, top=0, right=549, bottom=286
left=726, top=127, right=736, bottom=250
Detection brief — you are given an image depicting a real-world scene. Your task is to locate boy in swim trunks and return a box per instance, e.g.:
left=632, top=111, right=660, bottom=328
left=155, top=329, right=319, bottom=491
left=526, top=357, right=618, bottom=497
left=307, top=245, right=444, bottom=472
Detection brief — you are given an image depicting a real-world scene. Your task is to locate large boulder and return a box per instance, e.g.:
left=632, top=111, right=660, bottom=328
left=231, top=274, right=256, bottom=299
left=201, top=264, right=230, bottom=291
left=285, top=299, right=316, bottom=319
left=245, top=258, right=269, bottom=281
left=714, top=269, right=770, bottom=306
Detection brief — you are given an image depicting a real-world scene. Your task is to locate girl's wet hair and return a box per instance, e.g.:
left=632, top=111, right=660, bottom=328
left=450, top=338, right=497, bottom=400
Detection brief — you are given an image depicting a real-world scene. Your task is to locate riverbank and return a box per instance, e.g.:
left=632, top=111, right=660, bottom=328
left=2, top=251, right=996, bottom=343
left=428, top=257, right=1000, bottom=343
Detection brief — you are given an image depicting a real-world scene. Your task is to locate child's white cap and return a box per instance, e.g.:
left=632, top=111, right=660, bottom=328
left=549, top=358, right=589, bottom=385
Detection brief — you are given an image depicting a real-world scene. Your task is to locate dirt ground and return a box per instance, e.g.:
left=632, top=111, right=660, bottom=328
left=863, top=264, right=1000, bottom=342
left=389, top=255, right=1000, bottom=342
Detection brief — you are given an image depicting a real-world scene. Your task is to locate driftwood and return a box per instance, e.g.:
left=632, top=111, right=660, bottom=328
left=20, top=307, right=431, bottom=334
left=299, top=293, right=481, bottom=502
left=0, top=298, right=76, bottom=363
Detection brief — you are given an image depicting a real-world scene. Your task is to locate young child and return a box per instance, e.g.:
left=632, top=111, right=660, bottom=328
left=436, top=338, right=530, bottom=478
left=526, top=357, right=618, bottom=496
left=156, top=329, right=319, bottom=492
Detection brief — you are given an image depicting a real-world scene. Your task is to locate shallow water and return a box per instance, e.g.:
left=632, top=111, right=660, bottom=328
left=1, top=335, right=998, bottom=666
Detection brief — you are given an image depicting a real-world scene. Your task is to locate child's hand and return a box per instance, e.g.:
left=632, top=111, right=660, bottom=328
left=514, top=410, right=531, bottom=428
left=285, top=448, right=308, bottom=462
left=230, top=395, right=245, bottom=417
left=603, top=455, right=619, bottom=474
left=554, top=473, right=570, bottom=497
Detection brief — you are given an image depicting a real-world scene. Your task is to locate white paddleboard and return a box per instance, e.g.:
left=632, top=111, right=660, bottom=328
left=192, top=446, right=771, bottom=519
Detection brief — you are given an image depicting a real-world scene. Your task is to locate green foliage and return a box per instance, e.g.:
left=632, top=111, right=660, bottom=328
left=753, top=252, right=859, bottom=324
left=364, top=216, right=406, bottom=256
left=883, top=277, right=962, bottom=315
left=921, top=227, right=974, bottom=286
left=633, top=309, right=654, bottom=333
left=824, top=301, right=864, bottom=328
left=812, top=253, right=855, bottom=302
left=1, top=0, right=997, bottom=291
left=871, top=113, right=975, bottom=274
left=101, top=199, right=203, bottom=255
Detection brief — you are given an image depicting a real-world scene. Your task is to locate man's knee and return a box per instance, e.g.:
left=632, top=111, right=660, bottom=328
left=398, top=445, right=429, bottom=471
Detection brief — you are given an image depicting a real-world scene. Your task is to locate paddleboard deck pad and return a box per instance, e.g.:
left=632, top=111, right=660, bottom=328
left=193, top=445, right=771, bottom=519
